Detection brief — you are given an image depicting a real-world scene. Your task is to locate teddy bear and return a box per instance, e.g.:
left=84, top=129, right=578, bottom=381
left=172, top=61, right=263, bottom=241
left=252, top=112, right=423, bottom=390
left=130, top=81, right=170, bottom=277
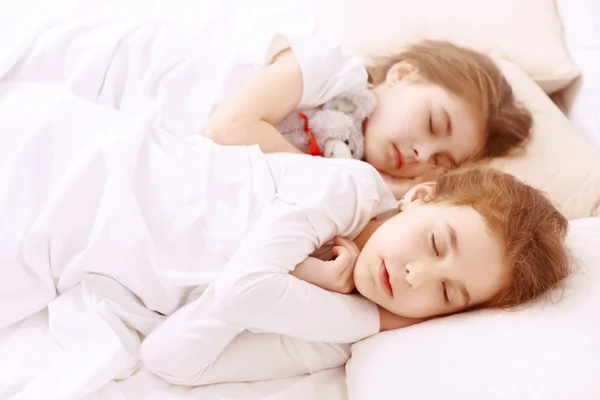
left=275, top=87, right=376, bottom=160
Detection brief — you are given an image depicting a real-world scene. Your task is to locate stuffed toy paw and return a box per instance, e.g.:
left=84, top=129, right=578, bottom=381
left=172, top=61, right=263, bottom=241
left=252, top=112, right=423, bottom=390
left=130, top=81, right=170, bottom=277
left=324, top=138, right=354, bottom=158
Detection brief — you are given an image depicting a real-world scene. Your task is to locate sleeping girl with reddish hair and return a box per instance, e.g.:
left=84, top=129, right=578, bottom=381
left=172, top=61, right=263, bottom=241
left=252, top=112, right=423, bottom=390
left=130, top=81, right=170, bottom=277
left=140, top=159, right=570, bottom=386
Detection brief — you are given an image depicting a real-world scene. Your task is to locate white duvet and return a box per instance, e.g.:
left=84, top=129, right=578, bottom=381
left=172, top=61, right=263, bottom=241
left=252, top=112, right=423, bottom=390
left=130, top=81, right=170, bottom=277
left=0, top=80, right=352, bottom=399
left=0, top=1, right=352, bottom=399
left=0, top=80, right=262, bottom=399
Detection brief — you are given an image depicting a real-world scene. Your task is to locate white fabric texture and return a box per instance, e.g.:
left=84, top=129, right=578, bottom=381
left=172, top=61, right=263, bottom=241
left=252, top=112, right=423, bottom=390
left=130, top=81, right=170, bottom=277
left=0, top=79, right=396, bottom=397
left=0, top=15, right=368, bottom=140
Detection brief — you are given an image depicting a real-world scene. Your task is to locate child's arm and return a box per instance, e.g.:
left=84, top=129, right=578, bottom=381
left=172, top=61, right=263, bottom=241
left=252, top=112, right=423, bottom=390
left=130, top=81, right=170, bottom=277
left=205, top=49, right=304, bottom=154
left=206, top=160, right=403, bottom=342
left=141, top=285, right=351, bottom=387
left=141, top=198, right=377, bottom=385
left=213, top=198, right=379, bottom=344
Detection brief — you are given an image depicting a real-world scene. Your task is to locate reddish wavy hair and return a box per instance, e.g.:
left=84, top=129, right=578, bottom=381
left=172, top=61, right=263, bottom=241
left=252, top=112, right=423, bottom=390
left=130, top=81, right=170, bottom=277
left=431, top=167, right=569, bottom=308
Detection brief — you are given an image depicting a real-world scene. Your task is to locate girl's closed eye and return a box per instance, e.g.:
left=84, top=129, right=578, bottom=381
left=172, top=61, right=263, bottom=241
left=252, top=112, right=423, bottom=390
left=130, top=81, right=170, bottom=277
left=428, top=114, right=436, bottom=136
left=441, top=281, right=449, bottom=304
left=429, top=233, right=439, bottom=257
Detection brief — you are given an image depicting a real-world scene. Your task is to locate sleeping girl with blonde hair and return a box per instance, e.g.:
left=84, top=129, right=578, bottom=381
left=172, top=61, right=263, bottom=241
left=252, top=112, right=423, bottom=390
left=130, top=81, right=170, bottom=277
left=207, top=38, right=534, bottom=197
left=3, top=17, right=532, bottom=197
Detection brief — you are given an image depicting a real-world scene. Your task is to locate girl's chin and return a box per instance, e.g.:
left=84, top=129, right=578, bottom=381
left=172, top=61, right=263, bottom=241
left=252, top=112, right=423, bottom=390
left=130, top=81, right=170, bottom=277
left=353, top=273, right=376, bottom=301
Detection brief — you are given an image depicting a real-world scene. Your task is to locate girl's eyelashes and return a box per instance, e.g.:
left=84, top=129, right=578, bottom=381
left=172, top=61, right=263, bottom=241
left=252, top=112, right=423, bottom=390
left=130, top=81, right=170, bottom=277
left=429, top=111, right=440, bottom=137
left=429, top=233, right=439, bottom=257
left=428, top=114, right=435, bottom=135
left=442, top=281, right=449, bottom=303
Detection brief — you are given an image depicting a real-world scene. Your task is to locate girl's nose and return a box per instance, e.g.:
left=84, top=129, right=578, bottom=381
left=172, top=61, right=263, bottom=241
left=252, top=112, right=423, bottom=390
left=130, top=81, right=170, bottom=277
left=405, top=262, right=440, bottom=288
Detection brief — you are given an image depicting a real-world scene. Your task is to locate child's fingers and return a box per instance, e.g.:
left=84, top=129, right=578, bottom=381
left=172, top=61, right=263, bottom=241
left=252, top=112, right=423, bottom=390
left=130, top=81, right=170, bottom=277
left=335, top=237, right=360, bottom=259
left=335, top=236, right=357, bottom=250
left=332, top=245, right=343, bottom=257
left=343, top=237, right=360, bottom=255
left=332, top=246, right=351, bottom=269
left=332, top=245, right=348, bottom=259
left=334, top=236, right=348, bottom=246
left=330, top=242, right=357, bottom=293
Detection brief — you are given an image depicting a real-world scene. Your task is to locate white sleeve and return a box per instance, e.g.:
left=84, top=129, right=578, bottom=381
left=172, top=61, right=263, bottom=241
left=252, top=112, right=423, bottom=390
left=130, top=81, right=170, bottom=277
left=142, top=286, right=349, bottom=386
left=140, top=286, right=245, bottom=385
left=264, top=34, right=369, bottom=109
left=213, top=159, right=391, bottom=343
left=142, top=308, right=350, bottom=386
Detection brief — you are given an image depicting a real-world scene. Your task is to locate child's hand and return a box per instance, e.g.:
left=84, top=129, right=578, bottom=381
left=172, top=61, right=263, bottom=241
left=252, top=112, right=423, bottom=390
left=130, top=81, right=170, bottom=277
left=291, top=236, right=359, bottom=294
left=380, top=166, right=446, bottom=199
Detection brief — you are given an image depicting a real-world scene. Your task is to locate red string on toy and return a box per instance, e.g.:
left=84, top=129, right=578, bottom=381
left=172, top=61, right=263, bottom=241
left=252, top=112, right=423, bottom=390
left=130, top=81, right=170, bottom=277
left=298, top=112, right=322, bottom=156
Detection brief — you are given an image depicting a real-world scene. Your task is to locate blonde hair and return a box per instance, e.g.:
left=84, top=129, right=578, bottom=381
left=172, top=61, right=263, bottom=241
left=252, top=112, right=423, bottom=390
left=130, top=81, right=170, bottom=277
left=431, top=167, right=569, bottom=309
left=368, top=40, right=533, bottom=159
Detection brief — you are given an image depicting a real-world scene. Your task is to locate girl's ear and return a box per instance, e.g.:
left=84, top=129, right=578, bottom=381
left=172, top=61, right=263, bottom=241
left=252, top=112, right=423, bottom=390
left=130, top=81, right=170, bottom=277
left=386, top=61, right=419, bottom=85
left=402, top=182, right=436, bottom=209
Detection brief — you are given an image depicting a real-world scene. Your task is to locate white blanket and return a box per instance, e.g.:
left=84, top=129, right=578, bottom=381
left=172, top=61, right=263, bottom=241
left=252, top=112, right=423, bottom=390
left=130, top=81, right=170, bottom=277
left=0, top=1, right=352, bottom=399
left=0, top=79, right=258, bottom=396
left=0, top=75, right=349, bottom=400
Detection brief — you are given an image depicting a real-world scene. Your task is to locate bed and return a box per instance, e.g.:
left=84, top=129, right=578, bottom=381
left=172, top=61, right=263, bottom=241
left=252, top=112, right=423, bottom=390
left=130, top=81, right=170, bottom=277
left=1, top=0, right=600, bottom=399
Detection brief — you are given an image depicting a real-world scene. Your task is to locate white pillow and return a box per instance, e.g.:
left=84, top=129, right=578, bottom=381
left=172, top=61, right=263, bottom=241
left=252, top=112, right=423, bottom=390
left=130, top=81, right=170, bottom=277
left=346, top=217, right=600, bottom=400
left=553, top=0, right=600, bottom=149
left=313, top=0, right=579, bottom=93
left=488, top=59, right=600, bottom=220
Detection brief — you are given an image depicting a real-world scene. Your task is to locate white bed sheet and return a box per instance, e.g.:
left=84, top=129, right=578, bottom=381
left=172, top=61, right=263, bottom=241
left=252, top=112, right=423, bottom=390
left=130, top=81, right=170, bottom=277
left=0, top=311, right=347, bottom=400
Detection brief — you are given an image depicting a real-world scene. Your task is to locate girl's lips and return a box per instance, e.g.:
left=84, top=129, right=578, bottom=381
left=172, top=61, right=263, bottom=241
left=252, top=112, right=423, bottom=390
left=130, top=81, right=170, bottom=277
left=393, top=145, right=404, bottom=169
left=379, top=260, right=394, bottom=296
